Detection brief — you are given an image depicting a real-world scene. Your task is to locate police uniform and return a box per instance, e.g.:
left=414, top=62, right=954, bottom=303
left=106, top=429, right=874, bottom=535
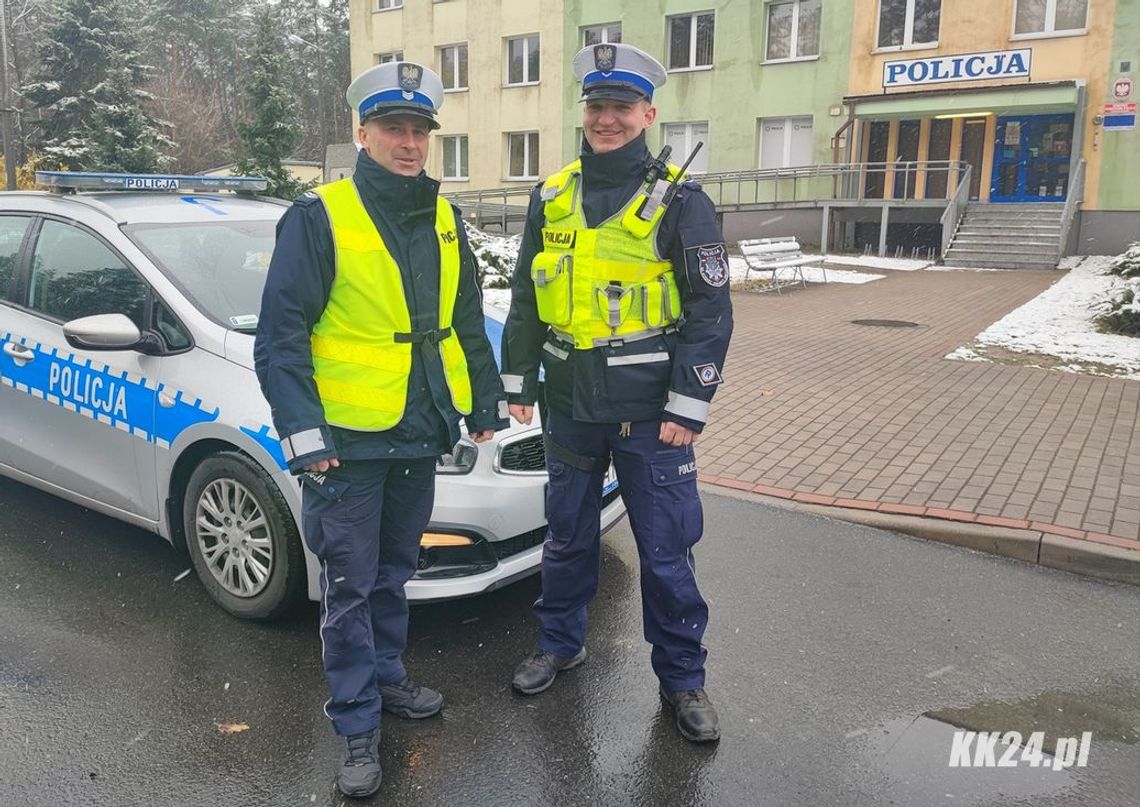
left=501, top=44, right=732, bottom=742
left=254, top=61, right=507, bottom=796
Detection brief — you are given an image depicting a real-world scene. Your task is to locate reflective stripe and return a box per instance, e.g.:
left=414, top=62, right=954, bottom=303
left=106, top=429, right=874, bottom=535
left=501, top=373, right=524, bottom=394
left=606, top=352, right=669, bottom=366
left=664, top=391, right=709, bottom=423
left=497, top=399, right=510, bottom=420
left=592, top=325, right=676, bottom=348
left=543, top=341, right=570, bottom=361
left=287, top=427, right=327, bottom=458
left=280, top=438, right=295, bottom=463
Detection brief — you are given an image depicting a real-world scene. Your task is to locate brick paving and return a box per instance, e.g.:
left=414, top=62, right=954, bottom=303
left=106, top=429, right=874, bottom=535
left=698, top=268, right=1140, bottom=545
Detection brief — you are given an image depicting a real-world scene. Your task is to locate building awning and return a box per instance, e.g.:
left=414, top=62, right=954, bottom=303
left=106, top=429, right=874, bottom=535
left=844, top=81, right=1080, bottom=119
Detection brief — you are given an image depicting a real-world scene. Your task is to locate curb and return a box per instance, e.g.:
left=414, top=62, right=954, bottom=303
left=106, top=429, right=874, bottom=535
left=699, top=478, right=1140, bottom=587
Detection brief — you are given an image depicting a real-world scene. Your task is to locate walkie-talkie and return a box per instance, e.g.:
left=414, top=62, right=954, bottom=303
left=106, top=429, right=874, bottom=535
left=635, top=141, right=704, bottom=222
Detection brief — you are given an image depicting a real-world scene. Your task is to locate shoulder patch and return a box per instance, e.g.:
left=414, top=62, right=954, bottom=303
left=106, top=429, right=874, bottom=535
left=693, top=363, right=723, bottom=387
left=692, top=243, right=729, bottom=287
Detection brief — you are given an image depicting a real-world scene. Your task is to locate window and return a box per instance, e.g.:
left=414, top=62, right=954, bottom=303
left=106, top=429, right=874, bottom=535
left=377, top=0, right=402, bottom=9
left=877, top=0, right=940, bottom=49
left=507, top=132, right=539, bottom=179
left=0, top=215, right=30, bottom=299
left=28, top=220, right=147, bottom=328
left=667, top=11, right=715, bottom=70
left=439, top=44, right=468, bottom=90
left=765, top=0, right=821, bottom=61
left=506, top=35, right=540, bottom=85
left=663, top=122, right=709, bottom=173
left=582, top=23, right=622, bottom=46
left=376, top=51, right=403, bottom=64
left=758, top=117, right=814, bottom=168
left=1014, top=0, right=1088, bottom=35
left=441, top=135, right=469, bottom=180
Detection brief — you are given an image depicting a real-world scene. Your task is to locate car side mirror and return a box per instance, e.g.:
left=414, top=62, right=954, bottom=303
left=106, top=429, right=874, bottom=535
left=63, top=313, right=149, bottom=352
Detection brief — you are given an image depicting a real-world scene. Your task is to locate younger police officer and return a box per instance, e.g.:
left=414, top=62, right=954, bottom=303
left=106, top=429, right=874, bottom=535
left=254, top=62, right=507, bottom=798
left=501, top=43, right=733, bottom=743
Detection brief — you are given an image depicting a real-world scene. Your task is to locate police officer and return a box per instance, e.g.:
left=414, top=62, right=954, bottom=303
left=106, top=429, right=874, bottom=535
left=254, top=61, right=507, bottom=798
left=501, top=43, right=733, bottom=743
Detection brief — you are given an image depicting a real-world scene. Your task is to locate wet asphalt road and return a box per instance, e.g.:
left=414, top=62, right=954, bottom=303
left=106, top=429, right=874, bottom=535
left=0, top=477, right=1138, bottom=807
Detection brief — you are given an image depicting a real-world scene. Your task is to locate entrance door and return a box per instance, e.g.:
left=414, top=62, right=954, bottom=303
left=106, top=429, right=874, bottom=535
left=991, top=114, right=1074, bottom=202
left=894, top=120, right=921, bottom=199
left=960, top=117, right=988, bottom=200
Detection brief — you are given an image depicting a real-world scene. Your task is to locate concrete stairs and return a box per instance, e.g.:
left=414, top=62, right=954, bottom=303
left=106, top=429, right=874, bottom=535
left=944, top=203, right=1065, bottom=270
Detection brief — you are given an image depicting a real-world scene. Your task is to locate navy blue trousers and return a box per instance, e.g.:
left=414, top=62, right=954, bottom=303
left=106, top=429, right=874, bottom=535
left=536, top=409, right=709, bottom=692
left=300, top=457, right=436, bottom=736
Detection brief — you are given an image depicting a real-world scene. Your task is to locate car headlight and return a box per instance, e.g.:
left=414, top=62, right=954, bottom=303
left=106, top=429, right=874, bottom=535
left=436, top=437, right=478, bottom=474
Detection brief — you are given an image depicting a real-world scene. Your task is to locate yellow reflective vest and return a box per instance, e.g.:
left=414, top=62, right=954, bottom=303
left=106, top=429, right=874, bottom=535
left=531, top=159, right=682, bottom=349
left=309, top=178, right=472, bottom=431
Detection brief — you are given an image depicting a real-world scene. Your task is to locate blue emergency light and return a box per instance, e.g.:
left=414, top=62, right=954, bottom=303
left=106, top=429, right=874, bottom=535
left=34, top=171, right=270, bottom=193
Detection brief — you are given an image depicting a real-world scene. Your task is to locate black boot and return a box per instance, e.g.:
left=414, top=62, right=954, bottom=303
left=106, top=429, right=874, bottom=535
left=336, top=730, right=382, bottom=798
left=511, top=647, right=587, bottom=694
left=660, top=687, right=720, bottom=743
left=378, top=676, right=443, bottom=719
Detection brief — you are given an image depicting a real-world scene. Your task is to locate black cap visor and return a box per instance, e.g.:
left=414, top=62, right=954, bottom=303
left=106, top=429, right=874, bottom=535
left=360, top=103, right=441, bottom=130
left=580, top=85, right=651, bottom=104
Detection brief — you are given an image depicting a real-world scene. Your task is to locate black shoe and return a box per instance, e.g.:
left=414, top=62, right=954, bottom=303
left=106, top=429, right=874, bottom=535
left=336, top=731, right=382, bottom=799
left=378, top=676, right=443, bottom=719
left=660, top=687, right=721, bottom=743
left=511, top=647, right=587, bottom=695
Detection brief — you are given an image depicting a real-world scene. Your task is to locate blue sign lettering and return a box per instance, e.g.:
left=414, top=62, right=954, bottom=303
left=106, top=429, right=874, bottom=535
left=883, top=49, right=1032, bottom=89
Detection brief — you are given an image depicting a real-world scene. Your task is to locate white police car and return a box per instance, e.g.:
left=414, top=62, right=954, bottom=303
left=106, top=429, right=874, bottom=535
left=0, top=172, right=624, bottom=619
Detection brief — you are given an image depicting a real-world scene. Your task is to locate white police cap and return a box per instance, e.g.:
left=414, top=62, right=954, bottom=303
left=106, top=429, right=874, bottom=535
left=346, top=61, right=444, bottom=129
left=572, top=43, right=667, bottom=103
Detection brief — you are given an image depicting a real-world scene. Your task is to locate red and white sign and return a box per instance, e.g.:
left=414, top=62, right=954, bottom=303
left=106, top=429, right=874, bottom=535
left=1114, top=77, right=1134, bottom=100
left=1105, top=102, right=1137, bottom=114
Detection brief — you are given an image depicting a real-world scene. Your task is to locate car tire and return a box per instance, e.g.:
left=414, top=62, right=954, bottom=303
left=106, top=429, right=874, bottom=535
left=182, top=451, right=305, bottom=621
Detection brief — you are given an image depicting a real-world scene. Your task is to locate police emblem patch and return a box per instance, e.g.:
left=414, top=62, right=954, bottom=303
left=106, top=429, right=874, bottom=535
left=399, top=63, right=423, bottom=99
left=695, top=244, right=729, bottom=287
left=693, top=363, right=723, bottom=387
left=593, top=44, right=616, bottom=74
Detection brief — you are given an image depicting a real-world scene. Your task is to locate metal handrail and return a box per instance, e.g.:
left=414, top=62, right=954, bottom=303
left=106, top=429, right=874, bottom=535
left=939, top=164, right=973, bottom=258
left=1057, top=159, right=1086, bottom=261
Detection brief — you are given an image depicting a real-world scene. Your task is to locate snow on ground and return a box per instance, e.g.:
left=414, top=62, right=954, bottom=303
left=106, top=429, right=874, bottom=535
left=728, top=256, right=883, bottom=285
left=821, top=254, right=932, bottom=272
left=945, top=255, right=1140, bottom=379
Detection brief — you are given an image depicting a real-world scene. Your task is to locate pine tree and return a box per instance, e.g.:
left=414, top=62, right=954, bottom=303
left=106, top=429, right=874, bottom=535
left=24, top=0, right=173, bottom=172
left=233, top=6, right=306, bottom=199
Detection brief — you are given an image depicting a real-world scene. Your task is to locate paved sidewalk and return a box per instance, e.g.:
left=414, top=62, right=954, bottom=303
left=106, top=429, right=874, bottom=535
left=698, top=268, right=1140, bottom=556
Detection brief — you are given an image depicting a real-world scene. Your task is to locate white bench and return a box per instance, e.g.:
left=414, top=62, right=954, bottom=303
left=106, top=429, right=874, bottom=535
left=738, top=237, right=826, bottom=294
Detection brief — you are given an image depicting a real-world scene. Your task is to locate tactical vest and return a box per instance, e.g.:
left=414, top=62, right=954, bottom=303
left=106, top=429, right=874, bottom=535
left=309, top=178, right=472, bottom=431
left=532, top=159, right=682, bottom=349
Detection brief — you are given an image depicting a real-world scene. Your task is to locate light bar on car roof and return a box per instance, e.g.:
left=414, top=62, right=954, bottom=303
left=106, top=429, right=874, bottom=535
left=34, top=171, right=270, bottom=193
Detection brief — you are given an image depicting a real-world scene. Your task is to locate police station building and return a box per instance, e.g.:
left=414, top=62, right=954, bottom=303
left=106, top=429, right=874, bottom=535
left=840, top=0, right=1138, bottom=257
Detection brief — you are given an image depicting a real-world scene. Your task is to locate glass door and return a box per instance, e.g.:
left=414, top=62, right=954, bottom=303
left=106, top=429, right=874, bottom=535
left=991, top=114, right=1074, bottom=202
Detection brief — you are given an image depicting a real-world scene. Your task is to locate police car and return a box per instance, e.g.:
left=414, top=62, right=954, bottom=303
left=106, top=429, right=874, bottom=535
left=0, top=172, right=625, bottom=619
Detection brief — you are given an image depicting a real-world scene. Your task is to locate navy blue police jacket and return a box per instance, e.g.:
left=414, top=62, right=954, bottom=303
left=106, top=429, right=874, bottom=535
left=254, top=150, right=508, bottom=474
left=500, top=133, right=733, bottom=432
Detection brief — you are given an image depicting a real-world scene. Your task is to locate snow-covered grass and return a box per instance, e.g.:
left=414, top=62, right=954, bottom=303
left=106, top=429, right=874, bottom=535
left=823, top=254, right=932, bottom=272
left=728, top=256, right=883, bottom=286
left=945, top=255, right=1140, bottom=379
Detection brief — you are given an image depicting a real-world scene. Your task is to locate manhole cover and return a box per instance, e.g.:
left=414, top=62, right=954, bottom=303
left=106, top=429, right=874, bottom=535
left=851, top=319, right=922, bottom=328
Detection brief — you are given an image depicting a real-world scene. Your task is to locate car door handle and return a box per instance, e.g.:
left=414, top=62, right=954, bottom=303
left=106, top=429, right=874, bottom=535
left=2, top=342, right=35, bottom=361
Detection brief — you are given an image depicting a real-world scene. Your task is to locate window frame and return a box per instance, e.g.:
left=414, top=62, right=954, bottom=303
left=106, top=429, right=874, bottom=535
left=376, top=0, right=403, bottom=11
left=873, top=0, right=941, bottom=53
left=438, top=42, right=469, bottom=92
left=757, top=115, right=816, bottom=169
left=666, top=10, right=716, bottom=72
left=581, top=22, right=622, bottom=47
left=505, top=131, right=540, bottom=180
left=375, top=50, right=404, bottom=65
left=662, top=121, right=710, bottom=174
left=1010, top=0, right=1089, bottom=40
left=763, top=0, right=822, bottom=64
left=441, top=134, right=470, bottom=181
left=504, top=34, right=541, bottom=86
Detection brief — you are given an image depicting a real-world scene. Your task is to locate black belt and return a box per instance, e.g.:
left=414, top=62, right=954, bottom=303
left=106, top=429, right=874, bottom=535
left=394, top=327, right=452, bottom=345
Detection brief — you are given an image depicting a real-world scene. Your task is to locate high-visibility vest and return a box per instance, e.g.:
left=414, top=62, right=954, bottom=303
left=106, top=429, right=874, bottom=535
left=531, top=158, right=682, bottom=349
left=309, top=178, right=472, bottom=431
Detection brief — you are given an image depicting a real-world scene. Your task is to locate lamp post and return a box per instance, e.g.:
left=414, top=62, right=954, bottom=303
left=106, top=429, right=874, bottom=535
left=0, top=0, right=17, bottom=190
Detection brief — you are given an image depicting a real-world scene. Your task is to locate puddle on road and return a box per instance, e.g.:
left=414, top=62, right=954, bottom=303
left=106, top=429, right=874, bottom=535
left=860, top=687, right=1140, bottom=804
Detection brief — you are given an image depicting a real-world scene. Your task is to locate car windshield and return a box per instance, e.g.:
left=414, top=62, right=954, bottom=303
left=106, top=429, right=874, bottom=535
left=125, top=220, right=278, bottom=331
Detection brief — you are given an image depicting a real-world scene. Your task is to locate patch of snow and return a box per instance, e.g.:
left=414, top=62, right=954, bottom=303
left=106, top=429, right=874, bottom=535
left=822, top=254, right=932, bottom=271
left=946, top=256, right=1140, bottom=379
left=925, top=265, right=1013, bottom=273
left=728, top=256, right=883, bottom=285
left=481, top=287, right=512, bottom=313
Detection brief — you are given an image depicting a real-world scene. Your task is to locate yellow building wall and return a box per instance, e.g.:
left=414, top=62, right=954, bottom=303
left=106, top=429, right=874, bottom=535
left=349, top=0, right=566, bottom=191
left=847, top=0, right=1118, bottom=208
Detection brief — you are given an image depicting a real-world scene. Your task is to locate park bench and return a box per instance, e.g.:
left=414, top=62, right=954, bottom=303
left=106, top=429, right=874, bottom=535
left=737, top=236, right=826, bottom=294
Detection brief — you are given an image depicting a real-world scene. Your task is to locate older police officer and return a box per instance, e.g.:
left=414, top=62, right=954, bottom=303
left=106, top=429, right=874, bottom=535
left=501, top=43, right=733, bottom=743
left=255, top=61, right=507, bottom=798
